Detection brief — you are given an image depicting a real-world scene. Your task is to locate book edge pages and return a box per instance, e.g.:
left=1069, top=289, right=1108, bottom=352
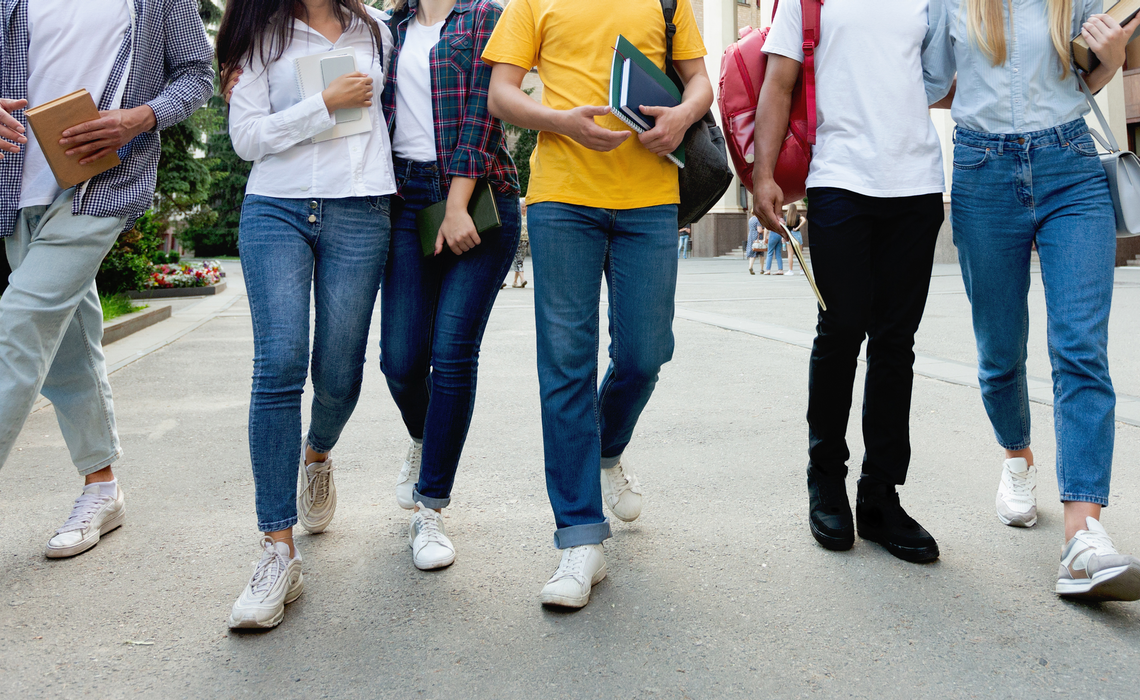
left=25, top=89, right=92, bottom=117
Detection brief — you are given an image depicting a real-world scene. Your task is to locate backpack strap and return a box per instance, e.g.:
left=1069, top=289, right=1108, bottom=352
left=660, top=0, right=677, bottom=71
left=801, top=0, right=822, bottom=144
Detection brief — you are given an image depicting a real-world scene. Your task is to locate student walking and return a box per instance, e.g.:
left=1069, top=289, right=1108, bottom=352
left=784, top=202, right=806, bottom=275
left=218, top=0, right=395, bottom=628
left=510, top=198, right=529, bottom=287
left=764, top=226, right=784, bottom=274
left=926, top=0, right=1140, bottom=600
left=747, top=215, right=764, bottom=274
left=381, top=0, right=520, bottom=572
left=485, top=0, right=713, bottom=609
left=753, top=0, right=946, bottom=563
left=0, top=0, right=212, bottom=557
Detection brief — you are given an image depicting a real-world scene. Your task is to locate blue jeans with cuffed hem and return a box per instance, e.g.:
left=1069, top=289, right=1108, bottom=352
left=764, top=230, right=784, bottom=271
left=952, top=119, right=1116, bottom=506
left=241, top=194, right=391, bottom=532
left=380, top=159, right=520, bottom=511
left=528, top=202, right=678, bottom=549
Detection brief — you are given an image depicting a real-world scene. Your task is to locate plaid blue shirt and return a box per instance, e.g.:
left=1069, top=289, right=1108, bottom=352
left=382, top=0, right=518, bottom=198
left=0, top=0, right=214, bottom=238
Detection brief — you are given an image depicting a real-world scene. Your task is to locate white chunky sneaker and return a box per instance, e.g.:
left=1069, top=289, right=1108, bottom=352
left=1057, top=518, right=1140, bottom=601
left=409, top=504, right=455, bottom=570
left=396, top=440, right=422, bottom=510
left=539, top=544, right=606, bottom=608
left=996, top=458, right=1037, bottom=527
left=45, top=483, right=126, bottom=558
left=229, top=538, right=304, bottom=629
left=297, top=454, right=336, bottom=534
left=601, top=459, right=643, bottom=522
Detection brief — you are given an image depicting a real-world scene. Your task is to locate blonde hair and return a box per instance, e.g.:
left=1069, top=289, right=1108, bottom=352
left=966, top=0, right=1072, bottom=70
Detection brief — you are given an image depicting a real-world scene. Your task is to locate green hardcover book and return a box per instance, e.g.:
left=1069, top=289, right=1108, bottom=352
left=416, top=180, right=502, bottom=257
left=608, top=34, right=685, bottom=167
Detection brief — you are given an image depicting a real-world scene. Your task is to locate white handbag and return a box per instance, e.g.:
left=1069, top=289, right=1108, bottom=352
left=1078, top=74, right=1140, bottom=238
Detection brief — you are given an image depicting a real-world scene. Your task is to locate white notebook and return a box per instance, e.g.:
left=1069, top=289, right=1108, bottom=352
left=294, top=47, right=373, bottom=143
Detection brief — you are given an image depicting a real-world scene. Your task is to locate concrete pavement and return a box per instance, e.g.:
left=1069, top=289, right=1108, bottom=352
left=3, top=258, right=1140, bottom=699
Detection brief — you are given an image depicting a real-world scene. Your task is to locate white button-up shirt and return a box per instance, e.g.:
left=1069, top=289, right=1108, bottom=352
left=229, top=9, right=396, bottom=199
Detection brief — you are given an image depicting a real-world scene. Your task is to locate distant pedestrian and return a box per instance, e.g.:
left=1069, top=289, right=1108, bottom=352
left=746, top=215, right=764, bottom=274
left=764, top=227, right=784, bottom=274
left=0, top=0, right=213, bottom=558
left=218, top=0, right=394, bottom=629
left=677, top=224, right=691, bottom=259
left=784, top=202, right=806, bottom=275
left=511, top=198, right=529, bottom=287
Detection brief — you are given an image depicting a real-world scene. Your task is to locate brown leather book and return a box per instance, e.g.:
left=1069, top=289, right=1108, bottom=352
left=1072, top=0, right=1140, bottom=72
left=25, top=89, right=120, bottom=189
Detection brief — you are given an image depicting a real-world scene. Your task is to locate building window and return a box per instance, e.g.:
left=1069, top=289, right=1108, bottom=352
left=737, top=0, right=749, bottom=5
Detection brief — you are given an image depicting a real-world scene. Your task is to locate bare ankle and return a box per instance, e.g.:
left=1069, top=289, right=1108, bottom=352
left=84, top=466, right=115, bottom=485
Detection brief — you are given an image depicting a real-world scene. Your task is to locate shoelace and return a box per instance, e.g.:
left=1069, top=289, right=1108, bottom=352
left=301, top=461, right=334, bottom=515
left=610, top=465, right=642, bottom=496
left=56, top=492, right=111, bottom=534
left=398, top=444, right=421, bottom=484
left=413, top=509, right=449, bottom=547
left=549, top=546, right=590, bottom=586
left=1075, top=527, right=1116, bottom=556
left=1004, top=467, right=1034, bottom=501
left=249, top=539, right=289, bottom=600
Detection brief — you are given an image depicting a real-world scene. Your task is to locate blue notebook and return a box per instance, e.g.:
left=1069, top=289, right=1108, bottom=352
left=619, top=58, right=679, bottom=132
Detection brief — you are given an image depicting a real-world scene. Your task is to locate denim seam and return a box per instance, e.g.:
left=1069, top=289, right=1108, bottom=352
left=74, top=306, right=120, bottom=473
left=1059, top=493, right=1109, bottom=506
left=1039, top=260, right=1067, bottom=498
left=258, top=516, right=299, bottom=533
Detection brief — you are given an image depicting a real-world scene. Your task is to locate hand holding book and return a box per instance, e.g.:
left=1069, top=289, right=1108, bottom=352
left=637, top=104, right=690, bottom=158
left=558, top=105, right=631, bottom=152
left=0, top=98, right=29, bottom=158
left=59, top=105, right=155, bottom=165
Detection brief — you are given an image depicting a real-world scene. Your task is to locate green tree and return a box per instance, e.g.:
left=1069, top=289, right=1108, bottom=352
left=180, top=94, right=249, bottom=257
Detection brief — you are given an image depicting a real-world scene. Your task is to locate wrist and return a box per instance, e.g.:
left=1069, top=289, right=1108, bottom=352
left=321, top=90, right=341, bottom=115
left=131, top=105, right=157, bottom=133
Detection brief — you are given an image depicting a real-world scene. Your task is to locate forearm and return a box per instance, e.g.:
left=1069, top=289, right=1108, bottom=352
left=677, top=72, right=713, bottom=127
left=446, top=177, right=477, bottom=212
left=488, top=77, right=568, bottom=135
left=1085, top=64, right=1115, bottom=94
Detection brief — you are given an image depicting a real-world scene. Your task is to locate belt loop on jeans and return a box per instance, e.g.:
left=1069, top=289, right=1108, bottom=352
left=951, top=125, right=958, bottom=144
left=1054, top=125, right=1067, bottom=147
left=997, top=135, right=1005, bottom=156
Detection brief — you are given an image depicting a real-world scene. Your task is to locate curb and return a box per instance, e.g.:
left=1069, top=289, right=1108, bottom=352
left=103, top=304, right=172, bottom=345
left=127, top=281, right=227, bottom=299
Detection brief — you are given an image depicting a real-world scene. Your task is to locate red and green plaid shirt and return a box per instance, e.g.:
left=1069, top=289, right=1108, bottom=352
left=382, top=0, right=518, bottom=198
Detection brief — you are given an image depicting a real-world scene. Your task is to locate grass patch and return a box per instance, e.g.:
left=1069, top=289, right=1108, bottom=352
left=100, top=293, right=146, bottom=322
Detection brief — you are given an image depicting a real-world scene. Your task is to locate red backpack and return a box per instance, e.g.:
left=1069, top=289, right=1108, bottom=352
left=718, top=0, right=822, bottom=203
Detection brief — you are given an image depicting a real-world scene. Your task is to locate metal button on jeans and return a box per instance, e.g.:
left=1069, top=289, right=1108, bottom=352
left=1017, top=138, right=1025, bottom=145
left=308, top=215, right=317, bottom=223
left=309, top=201, right=318, bottom=209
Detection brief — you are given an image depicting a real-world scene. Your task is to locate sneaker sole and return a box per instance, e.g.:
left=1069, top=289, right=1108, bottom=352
left=857, top=529, right=940, bottom=563
left=228, top=578, right=304, bottom=630
left=809, top=518, right=854, bottom=551
left=45, top=507, right=125, bottom=559
left=1057, top=563, right=1140, bottom=602
left=413, top=552, right=456, bottom=571
left=539, top=564, right=608, bottom=609
left=604, top=502, right=642, bottom=523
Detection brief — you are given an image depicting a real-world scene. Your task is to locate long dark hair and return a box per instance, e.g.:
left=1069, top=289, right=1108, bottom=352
left=216, top=0, right=384, bottom=89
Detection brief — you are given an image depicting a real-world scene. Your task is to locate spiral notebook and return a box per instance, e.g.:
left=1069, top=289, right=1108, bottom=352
left=608, top=35, right=685, bottom=167
left=294, top=47, right=372, bottom=143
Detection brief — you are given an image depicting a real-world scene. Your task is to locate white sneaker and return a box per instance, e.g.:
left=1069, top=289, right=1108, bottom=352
left=229, top=537, right=304, bottom=629
left=409, top=504, right=456, bottom=570
left=45, top=483, right=126, bottom=558
left=396, top=440, right=422, bottom=510
left=601, top=459, right=643, bottom=522
left=1056, top=517, right=1140, bottom=601
left=996, top=458, right=1037, bottom=527
left=539, top=544, right=607, bottom=608
left=297, top=454, right=336, bottom=534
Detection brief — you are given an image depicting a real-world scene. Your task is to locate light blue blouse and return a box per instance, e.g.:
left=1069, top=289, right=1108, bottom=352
left=924, top=0, right=1100, bottom=134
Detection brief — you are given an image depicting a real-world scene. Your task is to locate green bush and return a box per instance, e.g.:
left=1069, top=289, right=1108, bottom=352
left=97, top=211, right=162, bottom=295
left=167, top=250, right=180, bottom=264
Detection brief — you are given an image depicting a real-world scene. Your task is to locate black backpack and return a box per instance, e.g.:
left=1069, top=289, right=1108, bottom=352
left=660, top=0, right=734, bottom=227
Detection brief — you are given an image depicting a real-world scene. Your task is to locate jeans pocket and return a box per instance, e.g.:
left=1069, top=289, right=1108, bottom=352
left=367, top=195, right=390, bottom=216
left=1067, top=134, right=1100, bottom=158
left=953, top=144, right=990, bottom=170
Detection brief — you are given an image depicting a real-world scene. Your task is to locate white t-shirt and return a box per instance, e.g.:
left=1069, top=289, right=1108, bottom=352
left=21, top=0, right=133, bottom=209
left=763, top=0, right=943, bottom=198
left=392, top=19, right=444, bottom=162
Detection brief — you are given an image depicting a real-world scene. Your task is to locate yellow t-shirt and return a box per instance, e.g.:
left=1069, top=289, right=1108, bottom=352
left=482, top=0, right=706, bottom=209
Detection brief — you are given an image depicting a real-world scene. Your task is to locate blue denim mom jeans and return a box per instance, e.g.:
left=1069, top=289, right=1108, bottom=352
left=527, top=202, right=678, bottom=548
left=952, top=119, right=1116, bottom=505
left=380, top=159, right=520, bottom=510
left=240, top=194, right=390, bottom=532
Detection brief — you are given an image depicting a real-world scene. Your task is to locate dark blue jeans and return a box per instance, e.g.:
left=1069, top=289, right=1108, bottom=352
left=380, top=159, right=520, bottom=509
left=527, top=202, right=679, bottom=548
left=952, top=120, right=1116, bottom=505
left=240, top=194, right=390, bottom=532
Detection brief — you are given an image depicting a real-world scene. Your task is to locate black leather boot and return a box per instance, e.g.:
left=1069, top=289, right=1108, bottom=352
left=856, top=478, right=939, bottom=563
left=807, top=467, right=854, bottom=551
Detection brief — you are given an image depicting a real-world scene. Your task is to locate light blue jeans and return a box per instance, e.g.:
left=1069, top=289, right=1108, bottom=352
left=952, top=119, right=1116, bottom=505
left=764, top=230, right=784, bottom=271
left=240, top=194, right=390, bottom=532
left=0, top=189, right=124, bottom=474
left=527, top=202, right=678, bottom=548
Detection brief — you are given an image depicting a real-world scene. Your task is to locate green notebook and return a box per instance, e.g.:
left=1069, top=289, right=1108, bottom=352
left=415, top=180, right=502, bottom=257
left=608, top=34, right=685, bottom=167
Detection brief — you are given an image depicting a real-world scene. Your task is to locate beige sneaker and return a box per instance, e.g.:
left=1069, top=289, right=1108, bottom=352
left=229, top=538, right=304, bottom=629
left=601, top=459, right=642, bottom=522
left=297, top=454, right=336, bottom=534
left=539, top=544, right=606, bottom=609
left=409, top=504, right=456, bottom=570
left=45, top=483, right=125, bottom=558
left=1056, top=517, right=1140, bottom=602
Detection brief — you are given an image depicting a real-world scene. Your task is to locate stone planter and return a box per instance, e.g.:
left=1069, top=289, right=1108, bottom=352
left=103, top=304, right=172, bottom=345
left=127, top=281, right=227, bottom=300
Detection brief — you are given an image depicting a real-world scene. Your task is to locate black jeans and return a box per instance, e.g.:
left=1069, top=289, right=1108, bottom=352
left=805, top=187, right=943, bottom=487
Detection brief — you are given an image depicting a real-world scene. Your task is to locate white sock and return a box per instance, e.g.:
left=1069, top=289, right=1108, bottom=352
left=89, top=479, right=117, bottom=497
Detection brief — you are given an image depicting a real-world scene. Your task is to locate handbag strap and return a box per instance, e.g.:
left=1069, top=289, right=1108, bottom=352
left=1076, top=72, right=1120, bottom=153
left=800, top=0, right=822, bottom=144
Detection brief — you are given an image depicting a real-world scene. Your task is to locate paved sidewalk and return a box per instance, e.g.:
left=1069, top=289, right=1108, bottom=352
left=2, top=258, right=1139, bottom=699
